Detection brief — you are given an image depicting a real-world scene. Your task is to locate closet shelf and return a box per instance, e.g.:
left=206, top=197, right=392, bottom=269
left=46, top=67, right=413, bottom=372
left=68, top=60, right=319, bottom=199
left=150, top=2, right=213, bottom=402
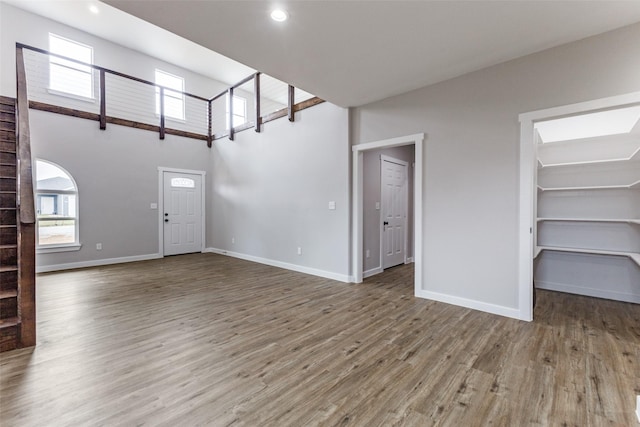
left=537, top=218, right=640, bottom=225
left=537, top=179, right=640, bottom=191
left=537, top=146, right=640, bottom=168
left=536, top=246, right=640, bottom=266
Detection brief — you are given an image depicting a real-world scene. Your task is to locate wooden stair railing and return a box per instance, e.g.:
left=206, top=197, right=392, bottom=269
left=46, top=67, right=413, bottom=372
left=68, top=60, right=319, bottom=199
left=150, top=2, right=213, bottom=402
left=0, top=46, right=36, bottom=352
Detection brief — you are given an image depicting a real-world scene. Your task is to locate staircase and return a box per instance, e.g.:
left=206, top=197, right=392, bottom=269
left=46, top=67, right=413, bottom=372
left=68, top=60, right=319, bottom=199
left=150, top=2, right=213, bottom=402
left=0, top=96, right=20, bottom=352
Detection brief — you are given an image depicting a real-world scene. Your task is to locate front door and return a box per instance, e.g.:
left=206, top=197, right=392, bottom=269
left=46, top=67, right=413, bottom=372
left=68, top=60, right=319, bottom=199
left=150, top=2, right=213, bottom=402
left=381, top=156, right=408, bottom=269
left=163, top=171, right=202, bottom=256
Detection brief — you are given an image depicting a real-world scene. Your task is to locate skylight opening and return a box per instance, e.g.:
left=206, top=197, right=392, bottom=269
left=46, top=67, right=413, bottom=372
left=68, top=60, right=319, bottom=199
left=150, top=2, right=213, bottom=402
left=535, top=105, right=640, bottom=143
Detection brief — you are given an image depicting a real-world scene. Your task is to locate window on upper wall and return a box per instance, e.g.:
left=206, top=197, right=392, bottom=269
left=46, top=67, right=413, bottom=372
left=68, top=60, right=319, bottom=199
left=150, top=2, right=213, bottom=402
left=35, top=160, right=80, bottom=251
left=49, top=33, right=94, bottom=99
left=226, top=94, right=247, bottom=129
left=155, top=69, right=185, bottom=120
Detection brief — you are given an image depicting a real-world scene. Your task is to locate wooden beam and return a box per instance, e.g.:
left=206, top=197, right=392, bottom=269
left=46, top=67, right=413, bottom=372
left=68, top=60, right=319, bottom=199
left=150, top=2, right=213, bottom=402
left=29, top=101, right=207, bottom=141
left=99, top=69, right=106, bottom=130
left=288, top=85, right=295, bottom=122
left=159, top=87, right=165, bottom=140
left=254, top=73, right=261, bottom=133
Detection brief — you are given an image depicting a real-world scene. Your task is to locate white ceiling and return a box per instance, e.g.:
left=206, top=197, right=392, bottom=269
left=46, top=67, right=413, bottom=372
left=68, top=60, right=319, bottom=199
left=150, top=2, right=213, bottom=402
left=9, top=1, right=640, bottom=107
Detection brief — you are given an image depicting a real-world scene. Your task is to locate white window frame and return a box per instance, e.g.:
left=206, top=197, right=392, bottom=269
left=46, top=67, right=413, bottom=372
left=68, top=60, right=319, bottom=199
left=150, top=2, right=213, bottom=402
left=48, top=33, right=95, bottom=101
left=226, top=94, right=247, bottom=129
left=35, top=159, right=81, bottom=253
left=155, top=69, right=186, bottom=121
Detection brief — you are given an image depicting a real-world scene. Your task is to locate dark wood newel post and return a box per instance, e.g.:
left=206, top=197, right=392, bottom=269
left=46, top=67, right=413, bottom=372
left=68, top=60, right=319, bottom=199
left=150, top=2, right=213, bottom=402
left=159, top=86, right=165, bottom=140
left=229, top=87, right=235, bottom=141
left=254, top=73, right=261, bottom=132
left=288, top=85, right=295, bottom=122
left=99, top=69, right=106, bottom=130
left=207, top=99, right=212, bottom=147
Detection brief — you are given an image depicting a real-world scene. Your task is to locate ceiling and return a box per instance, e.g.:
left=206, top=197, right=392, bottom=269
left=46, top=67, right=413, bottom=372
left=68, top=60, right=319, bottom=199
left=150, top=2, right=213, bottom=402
left=9, top=1, right=640, bottom=107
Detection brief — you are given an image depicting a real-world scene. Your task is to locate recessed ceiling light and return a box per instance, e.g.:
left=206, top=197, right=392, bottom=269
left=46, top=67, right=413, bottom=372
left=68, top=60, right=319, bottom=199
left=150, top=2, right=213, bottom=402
left=270, top=9, right=288, bottom=22
left=89, top=5, right=99, bottom=14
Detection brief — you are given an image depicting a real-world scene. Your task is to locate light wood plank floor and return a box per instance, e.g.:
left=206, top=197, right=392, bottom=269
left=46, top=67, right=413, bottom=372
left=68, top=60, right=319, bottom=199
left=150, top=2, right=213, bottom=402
left=1, top=254, right=638, bottom=426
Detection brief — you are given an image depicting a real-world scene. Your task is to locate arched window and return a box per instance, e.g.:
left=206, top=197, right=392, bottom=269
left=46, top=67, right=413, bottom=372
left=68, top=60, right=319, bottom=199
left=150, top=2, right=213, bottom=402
left=35, top=160, right=80, bottom=250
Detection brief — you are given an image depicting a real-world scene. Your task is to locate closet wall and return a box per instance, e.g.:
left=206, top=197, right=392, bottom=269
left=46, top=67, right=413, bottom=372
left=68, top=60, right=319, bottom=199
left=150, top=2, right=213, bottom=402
left=534, top=108, right=640, bottom=303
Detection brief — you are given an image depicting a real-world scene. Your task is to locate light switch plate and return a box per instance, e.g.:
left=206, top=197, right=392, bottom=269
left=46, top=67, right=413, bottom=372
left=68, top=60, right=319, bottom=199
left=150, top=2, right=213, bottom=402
left=375, top=202, right=380, bottom=210
left=328, top=201, right=336, bottom=210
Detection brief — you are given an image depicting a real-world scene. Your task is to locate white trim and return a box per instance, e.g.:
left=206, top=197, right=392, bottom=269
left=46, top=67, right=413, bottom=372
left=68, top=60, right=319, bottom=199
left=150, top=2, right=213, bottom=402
left=535, top=280, right=640, bottom=304
left=363, top=267, right=383, bottom=278
left=205, top=247, right=351, bottom=282
left=416, top=289, right=522, bottom=320
left=351, top=133, right=424, bottom=298
left=636, top=395, right=640, bottom=423
left=518, top=91, right=640, bottom=322
left=379, top=155, right=409, bottom=270
left=158, top=167, right=206, bottom=257
left=37, top=243, right=82, bottom=254
left=405, top=257, right=414, bottom=264
left=36, top=253, right=161, bottom=273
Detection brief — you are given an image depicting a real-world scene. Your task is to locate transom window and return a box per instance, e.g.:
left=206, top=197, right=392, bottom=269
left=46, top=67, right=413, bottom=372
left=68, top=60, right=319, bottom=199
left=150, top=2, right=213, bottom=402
left=226, top=95, right=247, bottom=129
left=35, top=160, right=79, bottom=249
left=49, top=33, right=94, bottom=99
left=155, top=69, right=185, bottom=120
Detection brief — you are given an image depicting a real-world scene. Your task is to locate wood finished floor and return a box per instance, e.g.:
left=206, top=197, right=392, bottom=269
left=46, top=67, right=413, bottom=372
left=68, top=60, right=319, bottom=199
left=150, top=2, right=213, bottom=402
left=0, top=253, right=638, bottom=426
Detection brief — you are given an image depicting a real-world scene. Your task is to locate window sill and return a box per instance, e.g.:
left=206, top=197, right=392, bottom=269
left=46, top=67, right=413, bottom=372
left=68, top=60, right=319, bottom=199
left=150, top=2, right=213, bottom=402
left=47, top=88, right=96, bottom=103
left=37, top=243, right=82, bottom=254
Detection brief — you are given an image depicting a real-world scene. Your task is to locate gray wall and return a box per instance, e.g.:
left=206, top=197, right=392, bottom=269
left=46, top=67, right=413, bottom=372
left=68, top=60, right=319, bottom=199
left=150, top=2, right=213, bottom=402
left=363, top=145, right=415, bottom=274
left=209, top=102, right=351, bottom=279
left=352, top=22, right=640, bottom=312
left=29, top=110, right=211, bottom=268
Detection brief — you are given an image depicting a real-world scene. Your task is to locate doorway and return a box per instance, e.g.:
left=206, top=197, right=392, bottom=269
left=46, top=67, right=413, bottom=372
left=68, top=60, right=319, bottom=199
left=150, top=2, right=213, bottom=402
left=158, top=167, right=206, bottom=256
left=352, top=133, right=424, bottom=293
left=518, top=91, right=640, bottom=321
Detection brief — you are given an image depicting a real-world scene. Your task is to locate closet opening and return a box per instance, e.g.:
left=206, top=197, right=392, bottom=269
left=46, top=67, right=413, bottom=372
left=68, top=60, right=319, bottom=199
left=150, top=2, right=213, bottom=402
left=519, top=92, right=640, bottom=321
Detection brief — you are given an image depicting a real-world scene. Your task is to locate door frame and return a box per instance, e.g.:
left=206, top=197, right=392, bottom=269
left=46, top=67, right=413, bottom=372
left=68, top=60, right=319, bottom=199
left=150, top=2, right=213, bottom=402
left=517, top=90, right=640, bottom=322
left=158, top=167, right=207, bottom=257
left=379, top=154, right=409, bottom=270
left=352, top=133, right=424, bottom=296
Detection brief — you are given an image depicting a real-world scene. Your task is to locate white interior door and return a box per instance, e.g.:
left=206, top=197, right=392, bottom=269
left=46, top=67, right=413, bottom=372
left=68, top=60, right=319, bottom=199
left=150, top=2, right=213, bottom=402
left=381, top=156, right=408, bottom=269
left=163, top=171, right=202, bottom=256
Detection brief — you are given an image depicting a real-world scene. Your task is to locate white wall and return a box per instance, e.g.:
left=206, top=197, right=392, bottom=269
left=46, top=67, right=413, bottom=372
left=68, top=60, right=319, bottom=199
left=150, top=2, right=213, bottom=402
left=352, top=23, right=640, bottom=316
left=209, top=102, right=351, bottom=280
left=363, top=145, right=414, bottom=274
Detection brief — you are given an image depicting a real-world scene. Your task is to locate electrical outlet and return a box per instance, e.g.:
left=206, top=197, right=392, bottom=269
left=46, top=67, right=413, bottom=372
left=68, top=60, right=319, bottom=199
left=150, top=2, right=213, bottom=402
left=366, top=249, right=370, bottom=258
left=232, top=237, right=235, bottom=244
left=297, top=247, right=302, bottom=255
left=96, top=243, right=102, bottom=250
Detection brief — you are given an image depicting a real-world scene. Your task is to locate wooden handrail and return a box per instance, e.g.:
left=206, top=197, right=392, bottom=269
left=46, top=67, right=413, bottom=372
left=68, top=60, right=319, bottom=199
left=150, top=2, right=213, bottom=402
left=15, top=47, right=35, bottom=225
left=17, top=43, right=209, bottom=102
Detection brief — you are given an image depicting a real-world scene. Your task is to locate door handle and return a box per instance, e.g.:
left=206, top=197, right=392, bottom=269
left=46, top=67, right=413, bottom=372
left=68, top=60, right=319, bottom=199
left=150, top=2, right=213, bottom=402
left=164, top=219, right=169, bottom=222
left=164, top=213, right=169, bottom=216
left=383, top=221, right=389, bottom=225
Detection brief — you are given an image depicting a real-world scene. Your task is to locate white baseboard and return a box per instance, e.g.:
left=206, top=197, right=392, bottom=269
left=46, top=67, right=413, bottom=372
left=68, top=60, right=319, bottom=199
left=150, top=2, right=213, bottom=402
left=536, top=280, right=640, bottom=304
left=405, top=257, right=414, bottom=264
left=36, top=253, right=162, bottom=273
left=363, top=267, right=383, bottom=278
left=205, top=248, right=350, bottom=283
left=416, top=289, right=522, bottom=320
left=636, top=395, right=640, bottom=423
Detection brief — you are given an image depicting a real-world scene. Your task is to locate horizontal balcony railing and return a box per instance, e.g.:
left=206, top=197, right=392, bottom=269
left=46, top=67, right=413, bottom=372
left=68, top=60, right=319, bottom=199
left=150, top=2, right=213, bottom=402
left=17, top=43, right=324, bottom=146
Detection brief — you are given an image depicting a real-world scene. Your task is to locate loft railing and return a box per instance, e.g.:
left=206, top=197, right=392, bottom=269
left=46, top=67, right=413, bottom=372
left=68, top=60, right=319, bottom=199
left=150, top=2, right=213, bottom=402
left=17, top=43, right=324, bottom=147
left=15, top=46, right=36, bottom=347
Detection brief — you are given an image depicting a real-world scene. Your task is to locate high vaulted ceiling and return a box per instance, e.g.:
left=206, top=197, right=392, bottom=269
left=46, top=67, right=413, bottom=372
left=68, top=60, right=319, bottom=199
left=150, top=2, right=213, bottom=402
left=9, top=1, right=640, bottom=107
